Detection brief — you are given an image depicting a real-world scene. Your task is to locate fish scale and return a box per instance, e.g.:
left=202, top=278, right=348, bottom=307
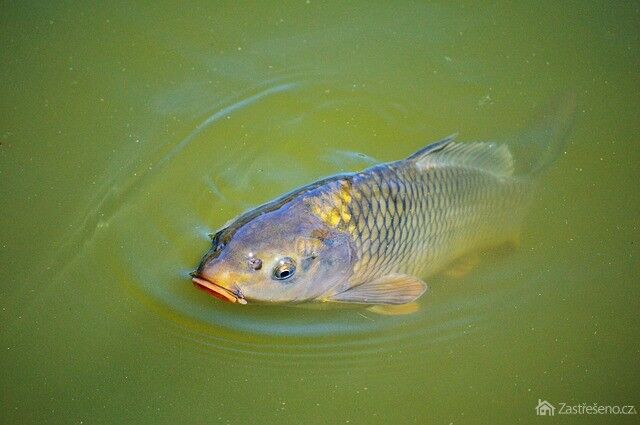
left=304, top=148, right=531, bottom=288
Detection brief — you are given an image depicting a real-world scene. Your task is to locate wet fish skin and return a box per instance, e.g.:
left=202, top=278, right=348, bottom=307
left=303, top=137, right=532, bottom=301
left=192, top=134, right=544, bottom=305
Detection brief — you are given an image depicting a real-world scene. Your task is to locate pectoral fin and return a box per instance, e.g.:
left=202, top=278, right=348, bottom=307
left=327, top=274, right=427, bottom=305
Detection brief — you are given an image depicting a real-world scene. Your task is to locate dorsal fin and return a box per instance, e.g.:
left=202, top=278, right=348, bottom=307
left=412, top=138, right=514, bottom=176
left=406, top=134, right=457, bottom=161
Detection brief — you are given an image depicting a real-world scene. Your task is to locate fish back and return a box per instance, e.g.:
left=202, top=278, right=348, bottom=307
left=305, top=139, right=532, bottom=286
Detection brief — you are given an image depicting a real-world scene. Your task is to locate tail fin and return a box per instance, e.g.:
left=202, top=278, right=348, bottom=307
left=510, top=93, right=577, bottom=177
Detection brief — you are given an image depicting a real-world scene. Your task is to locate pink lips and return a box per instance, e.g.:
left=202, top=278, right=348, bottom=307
left=192, top=277, right=247, bottom=305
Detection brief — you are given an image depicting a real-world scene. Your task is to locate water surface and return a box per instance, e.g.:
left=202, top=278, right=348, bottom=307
left=1, top=2, right=638, bottom=423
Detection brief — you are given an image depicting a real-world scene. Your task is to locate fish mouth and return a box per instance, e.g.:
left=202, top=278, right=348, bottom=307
left=191, top=277, right=247, bottom=305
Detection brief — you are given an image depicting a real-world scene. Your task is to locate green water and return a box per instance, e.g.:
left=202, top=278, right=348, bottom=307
left=1, top=2, right=639, bottom=424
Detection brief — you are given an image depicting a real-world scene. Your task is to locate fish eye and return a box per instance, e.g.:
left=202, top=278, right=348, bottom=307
left=273, top=257, right=296, bottom=280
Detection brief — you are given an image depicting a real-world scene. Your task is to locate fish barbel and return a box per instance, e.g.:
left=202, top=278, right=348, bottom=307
left=192, top=101, right=573, bottom=306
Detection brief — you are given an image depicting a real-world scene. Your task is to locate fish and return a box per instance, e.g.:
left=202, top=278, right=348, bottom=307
left=192, top=100, right=574, bottom=306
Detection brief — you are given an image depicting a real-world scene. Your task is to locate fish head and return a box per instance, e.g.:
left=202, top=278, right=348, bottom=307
left=192, top=205, right=355, bottom=304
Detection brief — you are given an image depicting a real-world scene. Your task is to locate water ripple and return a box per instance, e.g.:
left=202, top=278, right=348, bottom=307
left=40, top=75, right=518, bottom=369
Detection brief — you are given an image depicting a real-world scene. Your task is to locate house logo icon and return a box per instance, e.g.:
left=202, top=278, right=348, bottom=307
left=536, top=399, right=555, bottom=416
